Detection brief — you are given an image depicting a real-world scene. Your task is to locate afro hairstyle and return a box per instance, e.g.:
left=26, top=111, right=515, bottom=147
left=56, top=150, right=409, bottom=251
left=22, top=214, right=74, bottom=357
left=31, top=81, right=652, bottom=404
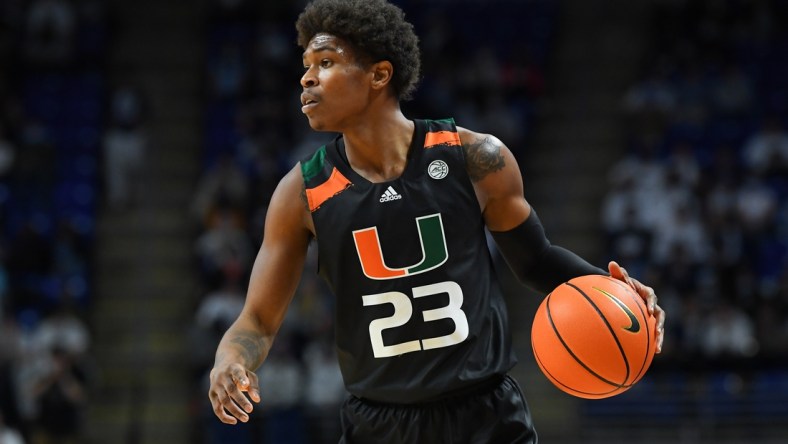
left=296, top=0, right=421, bottom=101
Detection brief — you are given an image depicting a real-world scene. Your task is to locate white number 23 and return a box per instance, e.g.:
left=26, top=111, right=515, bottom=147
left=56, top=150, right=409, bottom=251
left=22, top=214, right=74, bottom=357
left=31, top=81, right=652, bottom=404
left=362, top=281, right=469, bottom=358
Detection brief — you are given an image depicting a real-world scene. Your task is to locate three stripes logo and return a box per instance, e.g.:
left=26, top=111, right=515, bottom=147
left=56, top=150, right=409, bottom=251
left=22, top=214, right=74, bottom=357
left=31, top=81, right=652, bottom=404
left=379, top=186, right=402, bottom=203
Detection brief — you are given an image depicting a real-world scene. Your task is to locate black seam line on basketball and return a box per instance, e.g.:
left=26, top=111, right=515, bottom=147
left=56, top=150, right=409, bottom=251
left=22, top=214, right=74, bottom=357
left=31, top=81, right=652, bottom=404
left=603, top=276, right=651, bottom=383
left=532, top=331, right=622, bottom=397
left=535, top=293, right=621, bottom=397
left=546, top=289, right=626, bottom=389
left=565, top=282, right=632, bottom=386
left=565, top=282, right=632, bottom=385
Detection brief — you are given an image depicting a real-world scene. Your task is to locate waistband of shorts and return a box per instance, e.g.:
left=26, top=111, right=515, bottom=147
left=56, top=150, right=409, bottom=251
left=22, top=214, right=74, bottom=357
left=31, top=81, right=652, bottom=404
left=352, top=374, right=507, bottom=408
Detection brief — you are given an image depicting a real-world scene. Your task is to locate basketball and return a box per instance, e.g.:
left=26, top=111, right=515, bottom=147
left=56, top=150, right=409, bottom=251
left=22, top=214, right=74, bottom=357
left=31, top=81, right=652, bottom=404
left=531, top=274, right=657, bottom=399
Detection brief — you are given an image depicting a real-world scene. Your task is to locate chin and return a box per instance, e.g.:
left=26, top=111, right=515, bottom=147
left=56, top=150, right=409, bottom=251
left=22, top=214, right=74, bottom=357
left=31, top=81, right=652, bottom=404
left=306, top=117, right=335, bottom=133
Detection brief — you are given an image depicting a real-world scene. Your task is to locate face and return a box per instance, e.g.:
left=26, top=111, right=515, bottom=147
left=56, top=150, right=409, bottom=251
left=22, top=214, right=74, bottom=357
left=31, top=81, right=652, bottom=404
left=300, top=33, right=374, bottom=131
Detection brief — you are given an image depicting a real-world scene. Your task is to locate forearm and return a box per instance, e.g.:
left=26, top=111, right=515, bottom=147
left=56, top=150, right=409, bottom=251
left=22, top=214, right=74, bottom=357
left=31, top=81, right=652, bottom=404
left=521, top=244, right=607, bottom=294
left=213, top=316, right=273, bottom=371
left=490, top=209, right=606, bottom=294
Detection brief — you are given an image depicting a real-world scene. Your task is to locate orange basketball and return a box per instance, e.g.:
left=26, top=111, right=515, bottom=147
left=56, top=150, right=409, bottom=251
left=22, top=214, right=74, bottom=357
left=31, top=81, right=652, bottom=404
left=531, top=274, right=657, bottom=399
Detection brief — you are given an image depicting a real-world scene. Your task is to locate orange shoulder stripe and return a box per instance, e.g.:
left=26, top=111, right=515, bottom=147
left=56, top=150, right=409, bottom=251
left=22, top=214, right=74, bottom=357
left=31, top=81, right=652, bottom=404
left=424, top=130, right=461, bottom=149
left=305, top=167, right=352, bottom=212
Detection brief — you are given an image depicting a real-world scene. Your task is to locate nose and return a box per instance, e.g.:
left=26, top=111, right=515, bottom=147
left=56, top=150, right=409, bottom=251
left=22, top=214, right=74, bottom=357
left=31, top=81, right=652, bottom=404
left=301, top=67, right=317, bottom=88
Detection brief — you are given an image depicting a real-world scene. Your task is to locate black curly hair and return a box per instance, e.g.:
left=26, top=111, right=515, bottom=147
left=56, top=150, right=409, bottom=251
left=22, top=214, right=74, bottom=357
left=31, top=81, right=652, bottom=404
left=296, top=0, right=421, bottom=101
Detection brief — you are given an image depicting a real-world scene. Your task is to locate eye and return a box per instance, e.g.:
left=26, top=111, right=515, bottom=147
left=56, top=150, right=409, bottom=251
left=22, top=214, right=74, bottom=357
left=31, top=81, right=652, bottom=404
left=320, top=59, right=333, bottom=68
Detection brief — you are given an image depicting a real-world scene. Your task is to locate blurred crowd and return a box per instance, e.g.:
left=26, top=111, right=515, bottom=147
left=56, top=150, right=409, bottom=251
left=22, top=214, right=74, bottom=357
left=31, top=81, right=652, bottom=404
left=0, top=0, right=112, bottom=442
left=186, top=0, right=555, bottom=442
left=604, top=0, right=788, bottom=370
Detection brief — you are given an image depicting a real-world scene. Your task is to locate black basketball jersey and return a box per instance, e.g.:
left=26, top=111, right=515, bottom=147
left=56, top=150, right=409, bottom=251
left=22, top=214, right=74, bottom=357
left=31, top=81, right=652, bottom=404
left=300, top=118, right=516, bottom=404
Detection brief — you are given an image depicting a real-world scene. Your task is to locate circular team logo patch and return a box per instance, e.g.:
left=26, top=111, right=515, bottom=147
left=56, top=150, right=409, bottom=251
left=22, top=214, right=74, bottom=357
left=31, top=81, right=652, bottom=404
left=428, top=160, right=449, bottom=179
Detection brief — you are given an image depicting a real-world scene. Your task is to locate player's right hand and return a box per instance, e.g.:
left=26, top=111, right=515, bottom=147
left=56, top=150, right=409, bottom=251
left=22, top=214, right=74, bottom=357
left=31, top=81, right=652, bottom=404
left=208, top=363, right=261, bottom=424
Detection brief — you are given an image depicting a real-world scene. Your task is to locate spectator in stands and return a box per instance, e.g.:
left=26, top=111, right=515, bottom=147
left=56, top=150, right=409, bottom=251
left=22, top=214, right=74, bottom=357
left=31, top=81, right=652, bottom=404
left=189, top=278, right=246, bottom=384
left=607, top=137, right=667, bottom=210
left=30, top=346, right=87, bottom=444
left=735, top=171, right=779, bottom=236
left=190, top=154, right=250, bottom=226
left=32, top=303, right=90, bottom=361
left=194, top=207, right=253, bottom=287
left=654, top=167, right=699, bottom=226
left=665, top=141, right=700, bottom=190
left=601, top=174, right=642, bottom=234
left=705, top=172, right=740, bottom=222
left=741, top=116, right=788, bottom=177
left=24, top=0, right=76, bottom=66
left=606, top=204, right=653, bottom=280
left=102, top=87, right=148, bottom=210
left=195, top=279, right=246, bottom=335
left=701, top=301, right=758, bottom=359
left=0, top=412, right=25, bottom=444
left=651, top=199, right=709, bottom=266
left=102, top=127, right=146, bottom=209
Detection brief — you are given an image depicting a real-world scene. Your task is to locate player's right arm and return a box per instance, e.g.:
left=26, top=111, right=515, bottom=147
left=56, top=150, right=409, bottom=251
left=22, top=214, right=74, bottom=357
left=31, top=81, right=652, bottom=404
left=208, top=164, right=313, bottom=425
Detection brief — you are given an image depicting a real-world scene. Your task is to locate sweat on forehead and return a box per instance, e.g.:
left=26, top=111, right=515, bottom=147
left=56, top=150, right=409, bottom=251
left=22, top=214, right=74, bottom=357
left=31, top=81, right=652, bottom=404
left=308, top=34, right=343, bottom=50
left=304, top=33, right=352, bottom=59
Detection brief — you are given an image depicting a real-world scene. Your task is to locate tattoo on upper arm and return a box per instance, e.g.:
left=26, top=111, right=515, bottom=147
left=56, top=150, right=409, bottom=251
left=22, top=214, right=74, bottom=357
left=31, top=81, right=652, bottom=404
left=299, top=183, right=310, bottom=212
left=229, top=330, right=269, bottom=367
left=463, top=135, right=505, bottom=182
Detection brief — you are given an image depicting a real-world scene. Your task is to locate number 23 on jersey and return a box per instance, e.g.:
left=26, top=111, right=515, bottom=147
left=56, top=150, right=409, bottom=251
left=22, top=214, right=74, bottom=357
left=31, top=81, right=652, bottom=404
left=352, top=214, right=469, bottom=358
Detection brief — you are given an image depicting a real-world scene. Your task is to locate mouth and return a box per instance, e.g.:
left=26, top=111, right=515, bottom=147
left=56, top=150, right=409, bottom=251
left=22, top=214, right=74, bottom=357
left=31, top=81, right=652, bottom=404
left=301, top=93, right=319, bottom=112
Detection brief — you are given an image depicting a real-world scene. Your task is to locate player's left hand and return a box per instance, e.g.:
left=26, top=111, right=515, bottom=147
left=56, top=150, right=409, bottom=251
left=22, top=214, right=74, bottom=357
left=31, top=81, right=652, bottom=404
left=608, top=261, right=665, bottom=354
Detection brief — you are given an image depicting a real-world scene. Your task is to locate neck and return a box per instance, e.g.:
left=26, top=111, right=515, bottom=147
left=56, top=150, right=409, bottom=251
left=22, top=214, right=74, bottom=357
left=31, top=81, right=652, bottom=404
left=342, top=106, right=414, bottom=182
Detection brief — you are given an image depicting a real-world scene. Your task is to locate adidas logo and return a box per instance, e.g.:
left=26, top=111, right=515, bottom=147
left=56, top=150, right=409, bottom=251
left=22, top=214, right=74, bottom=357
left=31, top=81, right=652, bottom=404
left=379, top=186, right=403, bottom=203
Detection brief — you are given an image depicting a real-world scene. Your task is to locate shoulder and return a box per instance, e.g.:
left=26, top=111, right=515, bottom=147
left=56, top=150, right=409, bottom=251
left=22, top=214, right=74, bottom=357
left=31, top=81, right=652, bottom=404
left=456, top=128, right=530, bottom=230
left=456, top=126, right=508, bottom=182
left=268, top=164, right=315, bottom=237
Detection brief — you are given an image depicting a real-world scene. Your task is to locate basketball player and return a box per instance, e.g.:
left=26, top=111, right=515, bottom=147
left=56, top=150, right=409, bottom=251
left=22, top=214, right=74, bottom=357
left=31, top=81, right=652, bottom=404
left=208, top=0, right=666, bottom=442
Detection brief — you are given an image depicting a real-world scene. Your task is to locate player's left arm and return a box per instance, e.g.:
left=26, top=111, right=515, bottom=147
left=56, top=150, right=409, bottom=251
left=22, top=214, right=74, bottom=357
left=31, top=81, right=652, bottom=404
left=458, top=127, right=664, bottom=352
left=458, top=126, right=603, bottom=286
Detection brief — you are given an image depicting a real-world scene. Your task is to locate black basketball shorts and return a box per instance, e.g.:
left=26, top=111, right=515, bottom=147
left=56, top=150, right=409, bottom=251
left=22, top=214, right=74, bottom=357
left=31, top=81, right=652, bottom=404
left=339, top=374, right=538, bottom=444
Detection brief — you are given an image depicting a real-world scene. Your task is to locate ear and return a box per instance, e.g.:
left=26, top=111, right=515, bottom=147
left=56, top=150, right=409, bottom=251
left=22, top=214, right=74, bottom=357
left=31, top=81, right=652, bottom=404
left=370, top=61, right=394, bottom=91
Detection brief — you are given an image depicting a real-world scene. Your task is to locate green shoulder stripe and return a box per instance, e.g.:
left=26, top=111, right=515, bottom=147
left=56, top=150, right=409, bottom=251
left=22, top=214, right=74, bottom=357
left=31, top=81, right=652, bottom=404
left=301, top=145, right=327, bottom=183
